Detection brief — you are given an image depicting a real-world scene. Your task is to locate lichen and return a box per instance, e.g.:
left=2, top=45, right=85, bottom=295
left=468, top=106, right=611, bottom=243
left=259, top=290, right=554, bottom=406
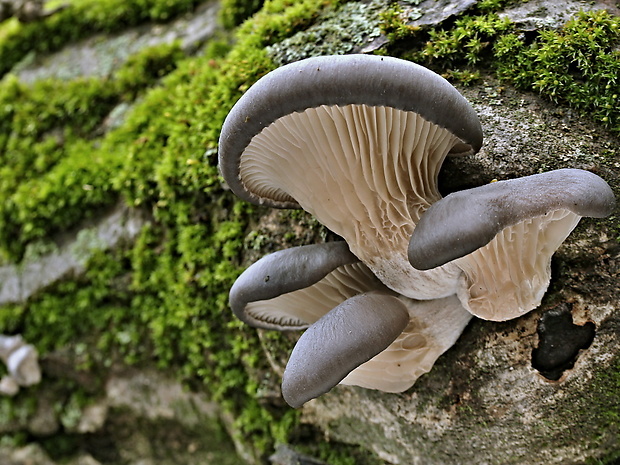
left=267, top=0, right=385, bottom=65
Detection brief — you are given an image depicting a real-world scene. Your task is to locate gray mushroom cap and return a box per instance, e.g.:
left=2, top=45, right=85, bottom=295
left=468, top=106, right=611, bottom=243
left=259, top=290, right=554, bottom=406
left=230, top=242, right=473, bottom=399
left=408, top=169, right=616, bottom=270
left=218, top=54, right=483, bottom=209
left=407, top=168, right=616, bottom=321
left=229, top=241, right=360, bottom=330
left=281, top=292, right=410, bottom=408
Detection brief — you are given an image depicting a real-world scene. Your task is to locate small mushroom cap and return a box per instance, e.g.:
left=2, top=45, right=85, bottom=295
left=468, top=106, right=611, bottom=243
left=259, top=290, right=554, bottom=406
left=229, top=241, right=360, bottom=330
left=408, top=168, right=616, bottom=321
left=408, top=169, right=616, bottom=270
left=219, top=54, right=483, bottom=208
left=281, top=292, right=410, bottom=408
left=340, top=293, right=472, bottom=392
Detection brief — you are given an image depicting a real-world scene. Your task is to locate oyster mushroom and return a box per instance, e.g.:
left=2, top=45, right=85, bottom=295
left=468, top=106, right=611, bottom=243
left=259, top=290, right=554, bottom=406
left=219, top=54, right=483, bottom=299
left=218, top=54, right=484, bottom=407
left=229, top=241, right=360, bottom=330
left=230, top=242, right=472, bottom=407
left=281, top=291, right=411, bottom=408
left=408, top=169, right=616, bottom=320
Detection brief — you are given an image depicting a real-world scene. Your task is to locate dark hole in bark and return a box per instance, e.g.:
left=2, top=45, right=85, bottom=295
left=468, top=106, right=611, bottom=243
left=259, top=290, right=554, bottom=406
left=532, top=303, right=595, bottom=381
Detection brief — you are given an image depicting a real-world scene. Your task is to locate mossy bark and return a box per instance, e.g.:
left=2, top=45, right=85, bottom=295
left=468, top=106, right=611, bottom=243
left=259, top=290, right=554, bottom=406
left=1, top=0, right=619, bottom=464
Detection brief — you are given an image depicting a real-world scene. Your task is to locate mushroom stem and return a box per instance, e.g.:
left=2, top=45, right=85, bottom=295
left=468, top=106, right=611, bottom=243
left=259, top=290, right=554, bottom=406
left=281, top=292, right=410, bottom=408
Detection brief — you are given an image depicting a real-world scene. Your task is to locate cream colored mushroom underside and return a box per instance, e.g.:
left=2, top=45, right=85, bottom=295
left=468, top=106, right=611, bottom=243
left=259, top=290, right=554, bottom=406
left=248, top=260, right=473, bottom=393
left=245, top=262, right=386, bottom=328
left=240, top=104, right=461, bottom=298
left=455, top=209, right=581, bottom=321
left=341, top=294, right=472, bottom=392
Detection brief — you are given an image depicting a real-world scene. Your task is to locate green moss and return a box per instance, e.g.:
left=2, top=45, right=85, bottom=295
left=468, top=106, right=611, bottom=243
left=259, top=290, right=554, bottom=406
left=0, top=0, right=201, bottom=78
left=381, top=8, right=620, bottom=131
left=1, top=0, right=357, bottom=461
left=378, top=3, right=422, bottom=43
left=114, top=40, right=186, bottom=99
left=493, top=10, right=620, bottom=131
left=219, top=0, right=265, bottom=29
left=301, top=441, right=389, bottom=465
left=587, top=354, right=620, bottom=455
left=0, top=40, right=191, bottom=262
left=8, top=1, right=615, bottom=463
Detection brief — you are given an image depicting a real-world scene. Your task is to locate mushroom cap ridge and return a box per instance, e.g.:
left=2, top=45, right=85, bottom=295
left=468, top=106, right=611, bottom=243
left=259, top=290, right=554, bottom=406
left=408, top=168, right=616, bottom=270
left=229, top=241, right=360, bottom=330
left=281, top=291, right=410, bottom=408
left=218, top=54, right=483, bottom=208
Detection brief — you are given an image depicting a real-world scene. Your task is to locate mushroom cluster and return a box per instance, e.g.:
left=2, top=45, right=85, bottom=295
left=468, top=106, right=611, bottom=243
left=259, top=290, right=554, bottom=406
left=218, top=54, right=616, bottom=408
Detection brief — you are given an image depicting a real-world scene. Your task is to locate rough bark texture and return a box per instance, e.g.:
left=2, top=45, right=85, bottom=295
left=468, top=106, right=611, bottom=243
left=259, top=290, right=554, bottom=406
left=1, top=0, right=619, bottom=464
left=253, top=2, right=620, bottom=463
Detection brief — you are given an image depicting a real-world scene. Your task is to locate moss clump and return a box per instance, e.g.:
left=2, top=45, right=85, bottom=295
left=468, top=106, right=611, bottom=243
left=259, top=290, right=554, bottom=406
left=381, top=7, right=620, bottom=131
left=494, top=10, right=620, bottom=131
left=219, top=0, right=266, bottom=29
left=0, top=41, right=188, bottom=262
left=115, top=40, right=186, bottom=99
left=0, top=0, right=201, bottom=78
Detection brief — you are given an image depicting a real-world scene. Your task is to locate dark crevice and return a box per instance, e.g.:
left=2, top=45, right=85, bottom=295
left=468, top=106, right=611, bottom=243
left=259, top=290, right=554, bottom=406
left=532, top=303, right=596, bottom=381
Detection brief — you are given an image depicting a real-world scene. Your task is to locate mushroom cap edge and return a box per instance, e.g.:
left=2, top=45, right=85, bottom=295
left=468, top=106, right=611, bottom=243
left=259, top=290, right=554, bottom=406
left=218, top=54, right=483, bottom=208
left=408, top=168, right=617, bottom=271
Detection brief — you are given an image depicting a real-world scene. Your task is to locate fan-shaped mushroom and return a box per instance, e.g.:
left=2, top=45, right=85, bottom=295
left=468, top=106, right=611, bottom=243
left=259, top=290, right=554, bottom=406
left=219, top=54, right=483, bottom=299
left=408, top=169, right=616, bottom=320
left=218, top=54, right=615, bottom=408
left=231, top=242, right=472, bottom=407
left=229, top=241, right=361, bottom=330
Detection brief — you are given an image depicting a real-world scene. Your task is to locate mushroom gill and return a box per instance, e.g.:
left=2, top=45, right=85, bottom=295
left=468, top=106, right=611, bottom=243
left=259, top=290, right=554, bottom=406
left=245, top=261, right=385, bottom=328
left=341, top=294, right=471, bottom=392
left=219, top=55, right=616, bottom=409
left=229, top=241, right=360, bottom=330
left=240, top=104, right=464, bottom=299
left=281, top=291, right=411, bottom=408
left=219, top=54, right=483, bottom=301
left=229, top=241, right=472, bottom=406
left=454, top=209, right=581, bottom=320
